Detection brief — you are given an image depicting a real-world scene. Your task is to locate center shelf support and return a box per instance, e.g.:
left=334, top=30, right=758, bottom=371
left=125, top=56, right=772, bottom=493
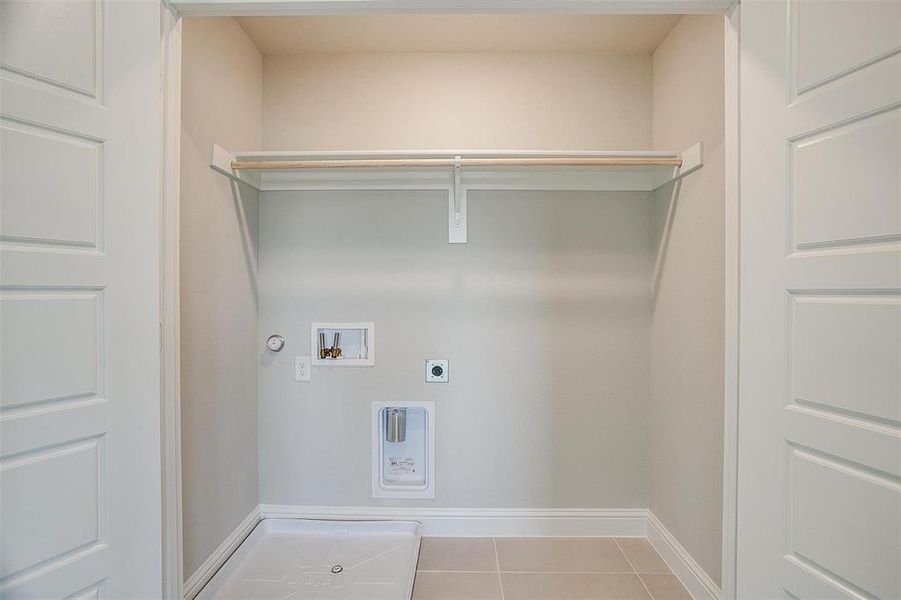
left=451, top=155, right=466, bottom=243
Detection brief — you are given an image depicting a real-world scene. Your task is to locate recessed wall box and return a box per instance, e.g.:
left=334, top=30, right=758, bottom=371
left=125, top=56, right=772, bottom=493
left=372, top=401, right=435, bottom=499
left=311, top=322, right=374, bottom=367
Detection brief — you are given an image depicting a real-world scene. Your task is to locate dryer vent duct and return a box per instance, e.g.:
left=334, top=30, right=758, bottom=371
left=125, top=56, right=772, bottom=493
left=385, top=408, right=406, bottom=443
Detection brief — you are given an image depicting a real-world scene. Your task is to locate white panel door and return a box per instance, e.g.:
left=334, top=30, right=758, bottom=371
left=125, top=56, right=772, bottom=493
left=0, top=0, right=162, bottom=597
left=738, top=1, right=900, bottom=598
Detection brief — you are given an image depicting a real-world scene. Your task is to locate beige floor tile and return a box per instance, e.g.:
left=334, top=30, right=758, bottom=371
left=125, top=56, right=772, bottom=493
left=416, top=537, right=498, bottom=572
left=501, top=573, right=652, bottom=600
left=412, top=571, right=503, bottom=600
left=495, top=537, right=632, bottom=573
left=615, top=538, right=671, bottom=573
left=640, top=574, right=693, bottom=600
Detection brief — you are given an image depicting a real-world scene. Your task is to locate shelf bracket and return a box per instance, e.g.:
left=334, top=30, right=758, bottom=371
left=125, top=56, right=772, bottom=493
left=449, top=154, right=467, bottom=244
left=651, top=142, right=703, bottom=190
left=210, top=143, right=261, bottom=190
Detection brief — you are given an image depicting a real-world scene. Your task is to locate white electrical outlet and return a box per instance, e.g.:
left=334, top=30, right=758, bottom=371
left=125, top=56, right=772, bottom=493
left=425, top=359, right=449, bottom=383
left=295, top=356, right=311, bottom=382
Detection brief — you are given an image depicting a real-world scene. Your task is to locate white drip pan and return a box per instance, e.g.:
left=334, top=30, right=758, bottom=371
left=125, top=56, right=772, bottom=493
left=197, top=519, right=422, bottom=599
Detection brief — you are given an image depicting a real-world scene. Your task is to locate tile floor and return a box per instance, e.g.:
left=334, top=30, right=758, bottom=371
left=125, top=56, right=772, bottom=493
left=412, top=537, right=692, bottom=600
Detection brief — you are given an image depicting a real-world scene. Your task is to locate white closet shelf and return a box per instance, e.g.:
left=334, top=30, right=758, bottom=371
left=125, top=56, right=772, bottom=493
left=210, top=143, right=703, bottom=243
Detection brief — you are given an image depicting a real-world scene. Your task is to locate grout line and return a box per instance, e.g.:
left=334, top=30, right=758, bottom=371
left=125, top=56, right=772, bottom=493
left=493, top=537, right=506, bottom=600
left=611, top=538, right=638, bottom=574
left=418, top=570, right=649, bottom=575
left=638, top=574, right=667, bottom=599
left=614, top=537, right=656, bottom=600
left=500, top=571, right=645, bottom=575
left=416, top=570, right=505, bottom=574
left=492, top=537, right=502, bottom=572
left=415, top=537, right=681, bottom=599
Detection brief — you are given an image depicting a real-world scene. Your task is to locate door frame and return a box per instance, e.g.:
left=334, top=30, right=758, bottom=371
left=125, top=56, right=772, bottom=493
left=158, top=3, right=741, bottom=598
left=721, top=4, right=740, bottom=598
left=160, top=3, right=184, bottom=600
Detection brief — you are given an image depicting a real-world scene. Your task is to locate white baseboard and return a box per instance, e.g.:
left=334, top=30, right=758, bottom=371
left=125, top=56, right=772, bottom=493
left=184, top=505, right=720, bottom=600
left=259, top=504, right=647, bottom=537
left=183, top=505, right=261, bottom=599
left=647, top=511, right=721, bottom=600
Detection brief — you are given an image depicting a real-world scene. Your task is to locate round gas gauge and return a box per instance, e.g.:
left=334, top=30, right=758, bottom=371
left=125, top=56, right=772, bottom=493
left=266, top=334, right=285, bottom=352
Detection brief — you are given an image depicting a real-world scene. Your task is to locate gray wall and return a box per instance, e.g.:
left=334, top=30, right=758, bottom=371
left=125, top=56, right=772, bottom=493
left=258, top=190, right=653, bottom=508
left=180, top=18, right=262, bottom=578
left=649, top=15, right=725, bottom=585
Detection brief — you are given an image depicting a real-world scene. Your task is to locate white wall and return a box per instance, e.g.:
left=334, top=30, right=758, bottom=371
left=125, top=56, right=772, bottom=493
left=258, top=190, right=653, bottom=508
left=263, top=52, right=652, bottom=150
left=649, top=15, right=725, bottom=585
left=256, top=51, right=657, bottom=509
left=179, top=24, right=727, bottom=562
left=180, top=17, right=262, bottom=578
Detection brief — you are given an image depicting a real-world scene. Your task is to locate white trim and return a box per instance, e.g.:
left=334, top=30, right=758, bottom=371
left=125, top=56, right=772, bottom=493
left=234, top=148, right=687, bottom=159
left=169, top=0, right=735, bottom=18
left=160, top=7, right=184, bottom=600
left=721, top=3, right=740, bottom=599
left=213, top=144, right=702, bottom=194
left=259, top=505, right=647, bottom=537
left=647, top=512, right=721, bottom=600
left=450, top=157, right=466, bottom=244
left=162, top=4, right=740, bottom=596
left=311, top=321, right=376, bottom=367
left=186, top=506, right=721, bottom=598
left=183, top=506, right=263, bottom=600
left=209, top=143, right=261, bottom=189
left=212, top=143, right=703, bottom=244
left=651, top=142, right=704, bottom=189
left=253, top=167, right=663, bottom=191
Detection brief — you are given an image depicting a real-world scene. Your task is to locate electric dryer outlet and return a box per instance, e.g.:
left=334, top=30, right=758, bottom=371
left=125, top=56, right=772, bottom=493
left=425, top=359, right=448, bottom=383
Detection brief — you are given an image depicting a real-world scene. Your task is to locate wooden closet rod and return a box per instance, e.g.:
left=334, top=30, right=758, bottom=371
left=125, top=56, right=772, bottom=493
left=231, top=156, right=683, bottom=170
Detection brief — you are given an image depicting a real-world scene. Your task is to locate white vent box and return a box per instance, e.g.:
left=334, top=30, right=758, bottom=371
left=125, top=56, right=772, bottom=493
left=372, top=401, right=435, bottom=499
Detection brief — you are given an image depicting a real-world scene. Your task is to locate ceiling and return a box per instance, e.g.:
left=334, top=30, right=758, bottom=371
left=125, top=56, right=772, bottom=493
left=235, top=14, right=682, bottom=55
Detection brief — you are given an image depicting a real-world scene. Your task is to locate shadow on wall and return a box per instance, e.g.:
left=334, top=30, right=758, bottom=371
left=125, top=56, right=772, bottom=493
left=231, top=179, right=260, bottom=299
left=651, top=179, right=683, bottom=302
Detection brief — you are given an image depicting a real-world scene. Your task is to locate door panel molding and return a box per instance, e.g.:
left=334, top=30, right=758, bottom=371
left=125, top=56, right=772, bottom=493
left=0, top=1, right=161, bottom=596
left=738, top=1, right=900, bottom=596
